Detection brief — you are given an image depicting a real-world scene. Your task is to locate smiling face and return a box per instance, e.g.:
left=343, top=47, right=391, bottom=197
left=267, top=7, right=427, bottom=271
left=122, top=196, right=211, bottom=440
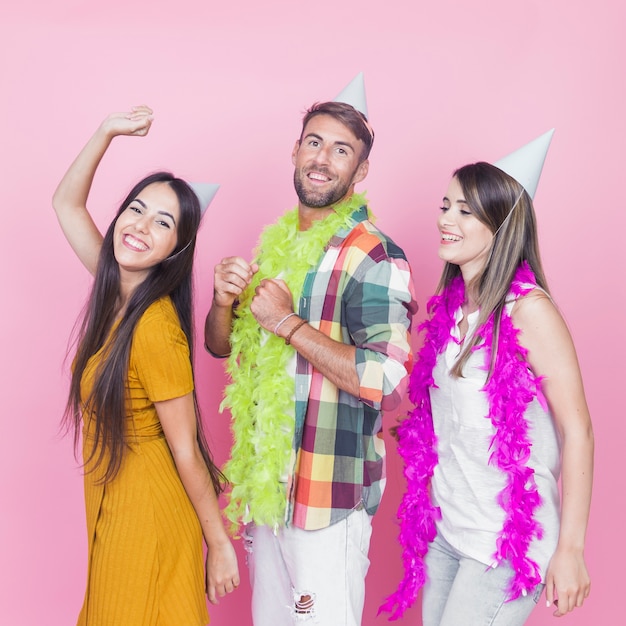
left=438, top=176, right=494, bottom=282
left=292, top=114, right=369, bottom=210
left=113, top=182, right=180, bottom=287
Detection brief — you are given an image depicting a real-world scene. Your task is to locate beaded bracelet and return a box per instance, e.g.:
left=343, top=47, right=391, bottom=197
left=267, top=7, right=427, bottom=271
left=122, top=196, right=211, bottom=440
left=274, top=312, right=297, bottom=336
left=285, top=319, right=307, bottom=345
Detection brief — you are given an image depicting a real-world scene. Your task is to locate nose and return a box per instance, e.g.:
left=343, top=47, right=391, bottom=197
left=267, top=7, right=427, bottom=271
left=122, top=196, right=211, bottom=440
left=438, top=210, right=454, bottom=229
left=311, top=145, right=331, bottom=166
left=133, top=212, right=151, bottom=233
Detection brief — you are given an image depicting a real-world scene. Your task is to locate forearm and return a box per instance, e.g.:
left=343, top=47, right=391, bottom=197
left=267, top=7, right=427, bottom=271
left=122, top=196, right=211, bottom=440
left=204, top=302, right=235, bottom=357
left=250, top=260, right=414, bottom=404
left=277, top=315, right=360, bottom=396
left=172, top=445, right=231, bottom=548
left=544, top=423, right=593, bottom=614
left=557, top=424, right=594, bottom=550
left=53, top=125, right=111, bottom=220
left=52, top=125, right=112, bottom=275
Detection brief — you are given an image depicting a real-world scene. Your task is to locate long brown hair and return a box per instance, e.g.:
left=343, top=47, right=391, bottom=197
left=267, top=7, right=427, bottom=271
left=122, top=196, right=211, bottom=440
left=65, top=172, right=225, bottom=493
left=439, top=162, right=550, bottom=377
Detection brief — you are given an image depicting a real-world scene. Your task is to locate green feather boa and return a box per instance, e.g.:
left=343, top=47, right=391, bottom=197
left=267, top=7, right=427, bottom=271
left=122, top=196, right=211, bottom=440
left=222, top=192, right=369, bottom=528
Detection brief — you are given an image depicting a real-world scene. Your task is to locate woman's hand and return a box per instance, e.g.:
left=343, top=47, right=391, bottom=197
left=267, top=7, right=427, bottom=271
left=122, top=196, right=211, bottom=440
left=545, top=546, right=591, bottom=616
left=100, top=105, right=154, bottom=139
left=205, top=538, right=240, bottom=604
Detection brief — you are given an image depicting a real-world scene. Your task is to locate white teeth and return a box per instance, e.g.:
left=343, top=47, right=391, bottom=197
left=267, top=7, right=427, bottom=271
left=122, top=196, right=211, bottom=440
left=309, top=172, right=329, bottom=182
left=442, top=233, right=461, bottom=242
left=124, top=235, right=148, bottom=251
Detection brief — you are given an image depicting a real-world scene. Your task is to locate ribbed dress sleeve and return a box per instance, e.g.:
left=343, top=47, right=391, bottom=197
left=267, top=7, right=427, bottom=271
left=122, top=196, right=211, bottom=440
left=132, top=299, right=194, bottom=402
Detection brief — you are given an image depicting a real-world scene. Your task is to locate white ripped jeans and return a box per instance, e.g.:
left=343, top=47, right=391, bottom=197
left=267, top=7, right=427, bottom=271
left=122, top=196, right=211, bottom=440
left=243, top=507, right=373, bottom=625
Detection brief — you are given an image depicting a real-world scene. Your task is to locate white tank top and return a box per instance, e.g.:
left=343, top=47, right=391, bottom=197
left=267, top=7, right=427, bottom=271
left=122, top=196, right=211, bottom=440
left=430, top=298, right=561, bottom=580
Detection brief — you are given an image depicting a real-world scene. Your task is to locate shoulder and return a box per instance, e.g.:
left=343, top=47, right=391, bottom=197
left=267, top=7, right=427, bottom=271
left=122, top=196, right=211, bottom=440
left=337, top=222, right=416, bottom=311
left=134, top=297, right=187, bottom=350
left=138, top=296, right=179, bottom=327
left=341, top=219, right=409, bottom=264
left=511, top=288, right=572, bottom=354
left=511, top=288, right=560, bottom=331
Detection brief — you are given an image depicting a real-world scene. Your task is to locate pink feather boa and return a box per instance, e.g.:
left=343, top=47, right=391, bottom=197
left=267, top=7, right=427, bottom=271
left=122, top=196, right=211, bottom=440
left=380, top=262, right=544, bottom=620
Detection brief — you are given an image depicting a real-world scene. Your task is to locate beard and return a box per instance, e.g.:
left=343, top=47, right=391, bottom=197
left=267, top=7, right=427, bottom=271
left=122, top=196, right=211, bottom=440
left=293, top=167, right=354, bottom=208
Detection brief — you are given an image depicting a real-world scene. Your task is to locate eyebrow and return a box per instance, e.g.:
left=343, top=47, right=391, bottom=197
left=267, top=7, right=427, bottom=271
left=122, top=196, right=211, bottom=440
left=304, top=132, right=355, bottom=153
left=133, top=198, right=177, bottom=225
left=442, top=196, right=468, bottom=205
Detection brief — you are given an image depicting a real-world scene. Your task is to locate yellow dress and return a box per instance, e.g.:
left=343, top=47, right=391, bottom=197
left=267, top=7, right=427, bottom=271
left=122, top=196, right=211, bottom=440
left=77, top=297, right=209, bottom=626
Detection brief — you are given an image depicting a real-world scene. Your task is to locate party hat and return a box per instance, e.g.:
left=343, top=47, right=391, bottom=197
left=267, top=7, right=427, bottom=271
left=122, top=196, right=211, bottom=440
left=493, top=129, right=555, bottom=199
left=334, top=72, right=368, bottom=118
left=190, top=183, right=220, bottom=216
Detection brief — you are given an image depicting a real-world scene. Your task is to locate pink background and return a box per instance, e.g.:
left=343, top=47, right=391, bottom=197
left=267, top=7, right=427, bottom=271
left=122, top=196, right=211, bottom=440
left=1, top=1, right=622, bottom=624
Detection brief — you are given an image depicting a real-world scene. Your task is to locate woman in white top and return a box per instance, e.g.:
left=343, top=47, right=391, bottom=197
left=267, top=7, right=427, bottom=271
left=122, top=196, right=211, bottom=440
left=385, top=161, right=593, bottom=625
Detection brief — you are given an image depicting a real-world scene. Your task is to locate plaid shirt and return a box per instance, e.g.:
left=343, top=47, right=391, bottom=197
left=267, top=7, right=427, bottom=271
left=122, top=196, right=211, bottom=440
left=287, top=205, right=417, bottom=530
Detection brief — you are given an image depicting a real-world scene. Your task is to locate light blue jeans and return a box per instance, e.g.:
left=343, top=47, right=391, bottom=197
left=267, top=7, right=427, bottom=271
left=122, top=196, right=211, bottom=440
left=422, top=532, right=544, bottom=626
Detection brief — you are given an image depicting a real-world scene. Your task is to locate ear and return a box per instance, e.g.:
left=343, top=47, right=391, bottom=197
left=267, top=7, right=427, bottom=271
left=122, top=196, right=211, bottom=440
left=291, top=140, right=301, bottom=166
left=352, top=159, right=369, bottom=185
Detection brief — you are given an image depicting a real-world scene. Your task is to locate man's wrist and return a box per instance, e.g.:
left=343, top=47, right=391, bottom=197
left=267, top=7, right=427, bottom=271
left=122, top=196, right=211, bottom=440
left=282, top=318, right=307, bottom=345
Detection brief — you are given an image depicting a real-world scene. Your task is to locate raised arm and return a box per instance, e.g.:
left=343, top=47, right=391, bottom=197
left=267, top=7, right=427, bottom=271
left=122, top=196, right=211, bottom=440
left=52, top=106, right=154, bottom=275
left=513, top=290, right=594, bottom=617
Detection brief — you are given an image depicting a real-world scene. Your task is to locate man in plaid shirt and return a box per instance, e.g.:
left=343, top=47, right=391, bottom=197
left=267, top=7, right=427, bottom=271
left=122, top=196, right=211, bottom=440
left=205, top=83, right=416, bottom=625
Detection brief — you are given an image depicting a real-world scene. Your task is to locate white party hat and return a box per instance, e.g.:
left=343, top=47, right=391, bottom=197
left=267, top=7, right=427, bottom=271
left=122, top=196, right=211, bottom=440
left=334, top=72, right=368, bottom=118
left=493, top=129, right=555, bottom=199
left=190, top=182, right=220, bottom=216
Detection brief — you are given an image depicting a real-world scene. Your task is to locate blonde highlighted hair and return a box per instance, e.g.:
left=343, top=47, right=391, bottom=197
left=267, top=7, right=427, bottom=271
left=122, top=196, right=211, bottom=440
left=439, top=162, right=550, bottom=377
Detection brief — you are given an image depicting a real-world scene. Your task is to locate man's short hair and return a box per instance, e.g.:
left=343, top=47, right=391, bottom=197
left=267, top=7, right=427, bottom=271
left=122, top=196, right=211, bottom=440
left=300, top=101, right=374, bottom=162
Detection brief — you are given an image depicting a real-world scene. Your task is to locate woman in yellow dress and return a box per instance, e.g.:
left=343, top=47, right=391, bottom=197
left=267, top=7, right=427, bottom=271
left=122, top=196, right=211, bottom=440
left=53, top=106, right=239, bottom=625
